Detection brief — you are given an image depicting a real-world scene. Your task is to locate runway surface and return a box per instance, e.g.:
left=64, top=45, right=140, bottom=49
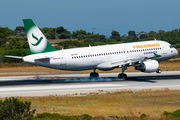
left=0, top=71, right=180, bottom=97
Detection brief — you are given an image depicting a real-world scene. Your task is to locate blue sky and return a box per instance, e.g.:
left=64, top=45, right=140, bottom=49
left=1, top=0, right=180, bottom=36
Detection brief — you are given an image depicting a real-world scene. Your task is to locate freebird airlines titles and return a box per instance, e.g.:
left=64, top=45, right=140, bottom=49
left=5, top=19, right=178, bottom=80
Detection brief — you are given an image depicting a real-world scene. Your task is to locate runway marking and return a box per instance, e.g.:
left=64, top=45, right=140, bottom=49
left=0, top=84, right=129, bottom=92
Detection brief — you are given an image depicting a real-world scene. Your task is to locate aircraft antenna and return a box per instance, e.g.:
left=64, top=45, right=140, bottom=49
left=154, top=38, right=156, bottom=41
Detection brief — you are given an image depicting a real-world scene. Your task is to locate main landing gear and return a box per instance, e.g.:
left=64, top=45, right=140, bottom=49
left=118, top=73, right=127, bottom=80
left=90, top=69, right=99, bottom=78
left=89, top=67, right=128, bottom=80
left=118, top=66, right=128, bottom=80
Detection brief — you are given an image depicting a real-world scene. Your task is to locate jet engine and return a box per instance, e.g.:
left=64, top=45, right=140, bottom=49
left=135, top=60, right=159, bottom=73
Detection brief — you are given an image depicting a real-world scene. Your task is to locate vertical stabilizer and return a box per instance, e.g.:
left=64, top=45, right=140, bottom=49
left=23, top=19, right=58, bottom=54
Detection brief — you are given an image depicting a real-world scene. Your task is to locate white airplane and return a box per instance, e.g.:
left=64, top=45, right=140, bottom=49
left=5, top=19, right=178, bottom=80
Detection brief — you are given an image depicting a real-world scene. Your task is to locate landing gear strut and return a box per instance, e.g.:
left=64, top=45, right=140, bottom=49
left=118, top=66, right=127, bottom=80
left=90, top=69, right=99, bottom=78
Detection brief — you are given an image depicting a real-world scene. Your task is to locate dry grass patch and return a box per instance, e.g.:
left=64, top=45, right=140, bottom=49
left=7, top=88, right=180, bottom=119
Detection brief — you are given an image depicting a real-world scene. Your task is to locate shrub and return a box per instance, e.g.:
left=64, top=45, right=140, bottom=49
left=171, top=109, right=180, bottom=118
left=33, top=113, right=92, bottom=120
left=140, top=113, right=147, bottom=119
left=0, top=97, right=36, bottom=120
left=33, top=112, right=64, bottom=119
left=163, top=111, right=170, bottom=117
left=162, top=109, right=180, bottom=119
left=108, top=116, right=120, bottom=119
left=92, top=116, right=105, bottom=120
left=80, top=114, right=92, bottom=120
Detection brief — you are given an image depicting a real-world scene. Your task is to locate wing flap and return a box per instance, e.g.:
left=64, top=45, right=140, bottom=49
left=97, top=57, right=145, bottom=70
left=110, top=53, right=161, bottom=68
left=110, top=57, right=145, bottom=68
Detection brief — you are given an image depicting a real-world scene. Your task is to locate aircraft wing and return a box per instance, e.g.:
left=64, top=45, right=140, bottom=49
left=97, top=54, right=161, bottom=70
left=110, top=57, right=145, bottom=68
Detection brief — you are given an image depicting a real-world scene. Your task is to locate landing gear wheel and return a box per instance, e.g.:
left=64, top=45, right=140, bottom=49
left=90, top=72, right=99, bottom=78
left=156, top=69, right=162, bottom=73
left=118, top=73, right=127, bottom=80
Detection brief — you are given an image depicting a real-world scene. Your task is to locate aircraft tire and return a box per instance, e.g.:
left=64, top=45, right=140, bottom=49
left=118, top=73, right=127, bottom=80
left=90, top=72, right=99, bottom=78
left=156, top=69, right=162, bottom=73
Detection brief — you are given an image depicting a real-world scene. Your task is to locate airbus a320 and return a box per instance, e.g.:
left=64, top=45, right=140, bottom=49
left=5, top=19, right=178, bottom=80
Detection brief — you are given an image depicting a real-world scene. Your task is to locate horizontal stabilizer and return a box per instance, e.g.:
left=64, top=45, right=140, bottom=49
left=4, top=55, right=23, bottom=59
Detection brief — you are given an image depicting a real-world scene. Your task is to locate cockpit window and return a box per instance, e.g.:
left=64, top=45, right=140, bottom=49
left=169, top=45, right=174, bottom=48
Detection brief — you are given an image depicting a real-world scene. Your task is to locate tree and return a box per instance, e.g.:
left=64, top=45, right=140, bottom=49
left=8, top=37, right=22, bottom=49
left=57, top=33, right=70, bottom=39
left=41, top=27, right=54, bottom=34
left=98, top=35, right=106, bottom=42
left=178, top=28, right=180, bottom=37
left=148, top=31, right=156, bottom=38
left=58, top=40, right=83, bottom=49
left=56, top=26, right=64, bottom=34
left=110, top=31, right=121, bottom=41
left=41, top=27, right=56, bottom=39
left=139, top=33, right=148, bottom=39
left=128, top=30, right=136, bottom=37
left=0, top=97, right=36, bottom=119
left=72, top=29, right=87, bottom=38
left=0, top=27, right=11, bottom=46
left=14, top=26, right=25, bottom=34
left=44, top=33, right=56, bottom=39
left=84, top=38, right=95, bottom=43
left=153, top=33, right=159, bottom=39
left=128, top=30, right=138, bottom=41
left=158, top=30, right=165, bottom=35
left=55, top=26, right=71, bottom=39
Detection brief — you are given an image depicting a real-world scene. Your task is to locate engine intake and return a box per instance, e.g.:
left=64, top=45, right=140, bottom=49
left=135, top=60, right=159, bottom=73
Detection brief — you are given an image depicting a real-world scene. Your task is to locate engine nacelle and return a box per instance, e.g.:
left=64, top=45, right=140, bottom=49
left=135, top=60, right=159, bottom=73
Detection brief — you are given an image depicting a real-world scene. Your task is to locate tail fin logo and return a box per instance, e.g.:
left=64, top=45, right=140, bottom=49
left=23, top=19, right=57, bottom=54
left=31, top=33, right=43, bottom=46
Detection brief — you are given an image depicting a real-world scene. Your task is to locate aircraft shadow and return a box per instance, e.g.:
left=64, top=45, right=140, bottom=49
left=128, top=74, right=180, bottom=82
left=0, top=74, right=179, bottom=86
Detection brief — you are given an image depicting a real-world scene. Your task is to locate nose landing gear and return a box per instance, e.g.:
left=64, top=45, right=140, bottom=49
left=156, top=69, right=162, bottom=73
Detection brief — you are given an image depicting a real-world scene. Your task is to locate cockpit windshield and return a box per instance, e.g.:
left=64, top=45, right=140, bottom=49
left=169, top=45, right=174, bottom=48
